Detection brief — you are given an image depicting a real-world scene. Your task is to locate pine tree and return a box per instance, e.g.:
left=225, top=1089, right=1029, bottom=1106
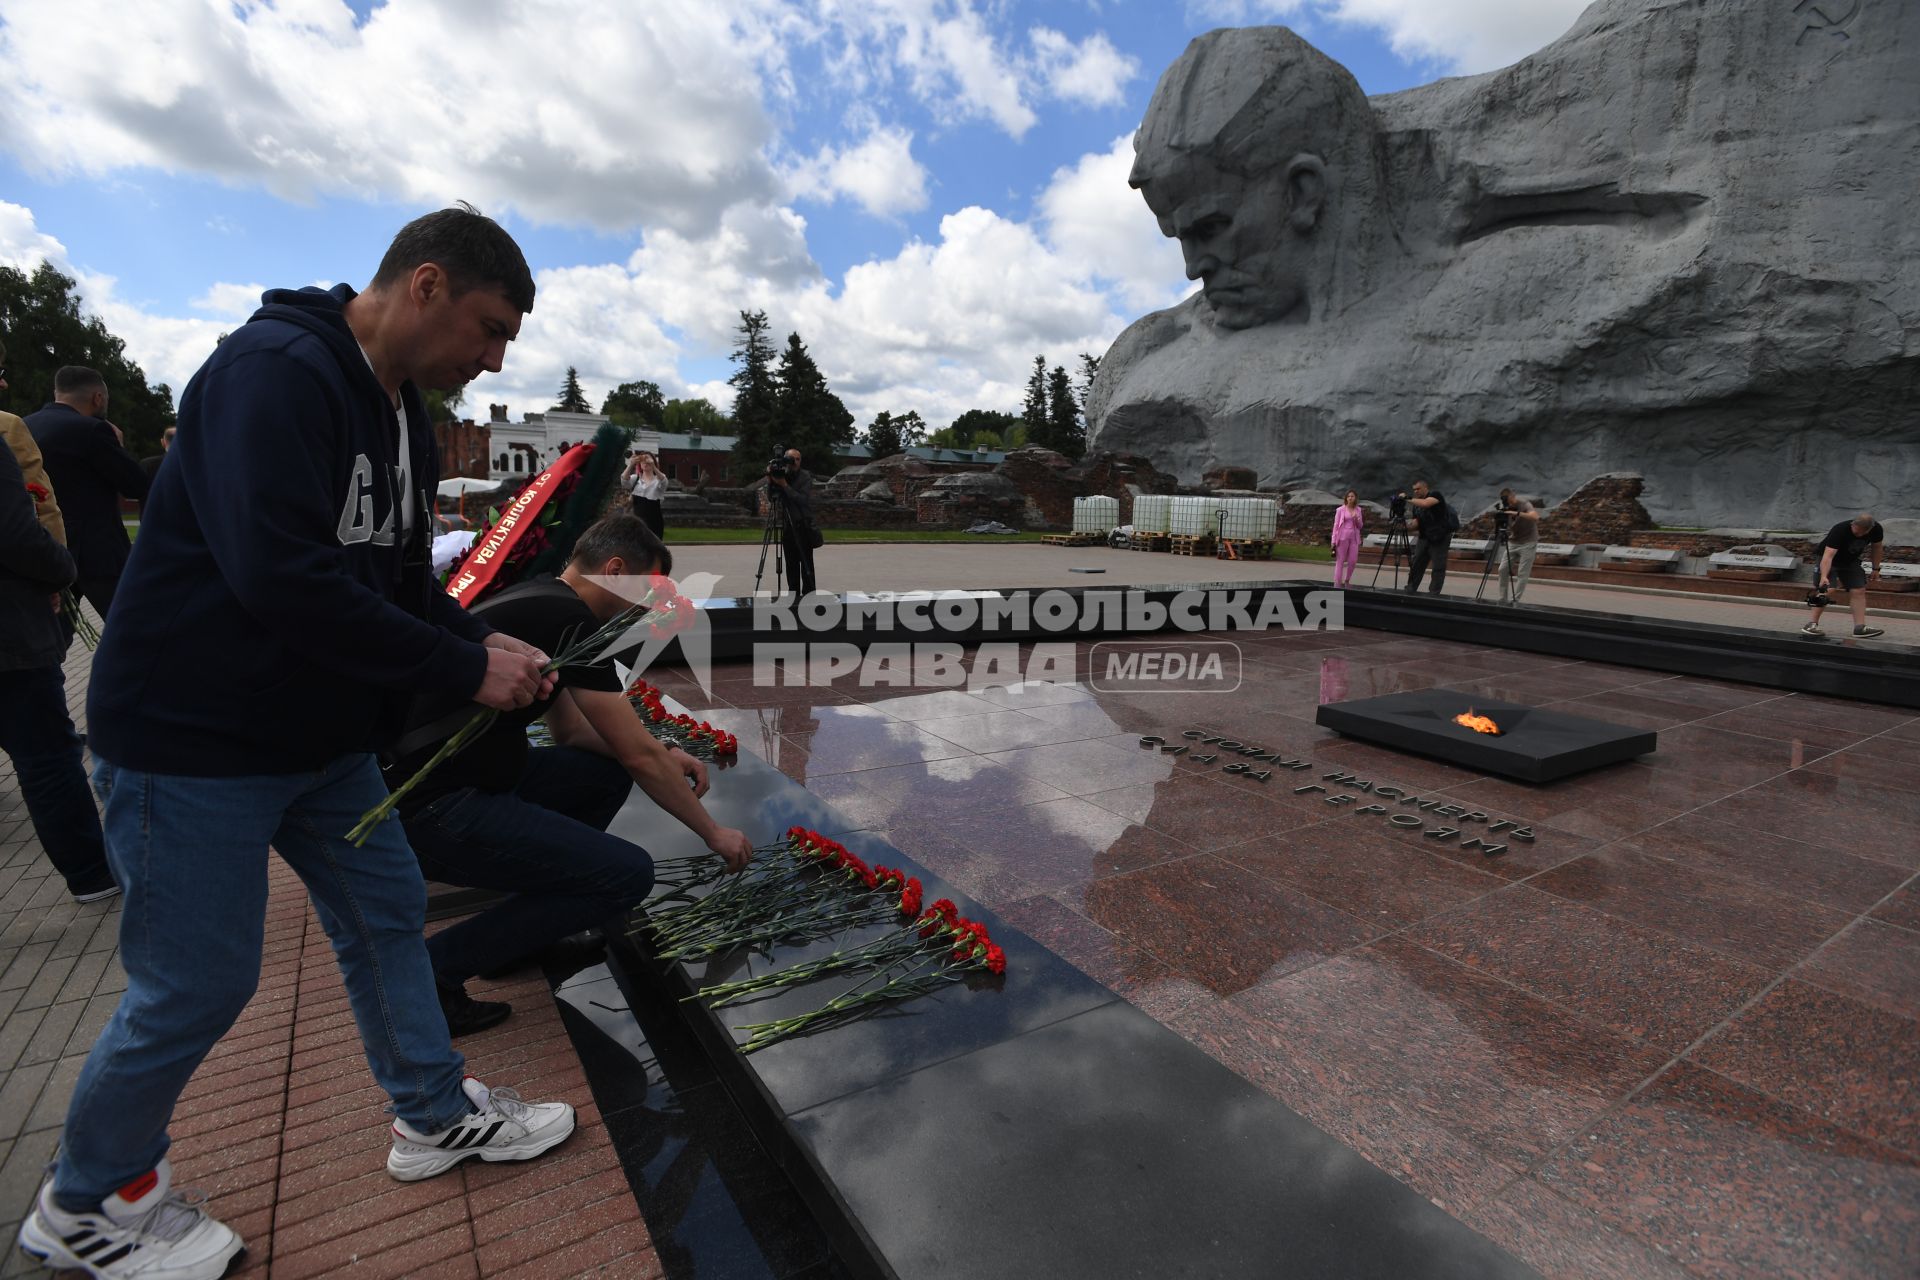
left=1047, top=364, right=1084, bottom=458
left=1021, top=354, right=1049, bottom=446
left=555, top=366, right=591, bottom=412
left=727, top=309, right=780, bottom=477
left=1076, top=352, right=1102, bottom=420
left=771, top=331, right=854, bottom=476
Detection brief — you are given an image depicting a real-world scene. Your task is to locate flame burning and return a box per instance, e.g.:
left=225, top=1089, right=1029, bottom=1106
left=1454, top=708, right=1502, bottom=736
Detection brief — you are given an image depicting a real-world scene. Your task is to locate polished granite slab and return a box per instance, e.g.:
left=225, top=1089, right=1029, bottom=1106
left=592, top=712, right=1541, bottom=1278
left=563, top=607, right=1920, bottom=1279
left=1315, top=689, right=1658, bottom=783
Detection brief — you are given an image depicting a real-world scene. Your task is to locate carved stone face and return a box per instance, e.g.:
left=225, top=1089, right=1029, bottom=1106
left=1141, top=159, right=1310, bottom=331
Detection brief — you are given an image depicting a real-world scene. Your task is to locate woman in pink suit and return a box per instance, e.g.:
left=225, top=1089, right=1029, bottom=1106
left=1331, top=488, right=1363, bottom=587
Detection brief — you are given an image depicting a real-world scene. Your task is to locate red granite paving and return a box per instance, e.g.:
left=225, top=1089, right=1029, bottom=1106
left=141, top=860, right=654, bottom=1280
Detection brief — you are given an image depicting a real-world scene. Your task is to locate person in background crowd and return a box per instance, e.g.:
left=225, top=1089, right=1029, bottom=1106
left=1, top=340, right=66, bottom=545
left=1495, top=487, right=1541, bottom=606
left=139, top=425, right=177, bottom=492
left=25, top=366, right=148, bottom=616
left=1331, top=488, right=1363, bottom=587
left=627, top=449, right=665, bottom=538
left=0, top=346, right=116, bottom=905
left=389, top=514, right=751, bottom=1034
left=19, top=206, right=579, bottom=1280
left=1402, top=480, right=1453, bottom=595
left=1804, top=512, right=1885, bottom=639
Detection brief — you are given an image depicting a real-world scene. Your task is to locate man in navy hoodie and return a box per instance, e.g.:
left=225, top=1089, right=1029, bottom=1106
left=20, top=207, right=578, bottom=1280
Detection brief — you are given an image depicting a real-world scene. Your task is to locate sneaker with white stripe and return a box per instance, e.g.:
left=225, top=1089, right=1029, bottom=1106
left=386, top=1076, right=575, bottom=1182
left=16, top=1158, right=242, bottom=1279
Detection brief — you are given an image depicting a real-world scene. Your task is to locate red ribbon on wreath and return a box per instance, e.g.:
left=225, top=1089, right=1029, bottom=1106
left=445, top=445, right=597, bottom=605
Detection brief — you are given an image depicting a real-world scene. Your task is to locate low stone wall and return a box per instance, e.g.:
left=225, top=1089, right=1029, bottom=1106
left=1625, top=529, right=1920, bottom=564
left=1457, top=472, right=1653, bottom=546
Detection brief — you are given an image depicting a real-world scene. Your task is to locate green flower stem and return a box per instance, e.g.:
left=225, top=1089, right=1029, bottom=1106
left=346, top=709, right=497, bottom=845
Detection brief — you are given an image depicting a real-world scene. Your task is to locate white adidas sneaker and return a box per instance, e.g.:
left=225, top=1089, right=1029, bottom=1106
left=16, top=1158, right=243, bottom=1280
left=386, top=1076, right=575, bottom=1182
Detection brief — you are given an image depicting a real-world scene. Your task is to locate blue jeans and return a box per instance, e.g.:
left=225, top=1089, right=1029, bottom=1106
left=406, top=747, right=652, bottom=984
left=53, top=754, right=468, bottom=1209
left=0, top=665, right=111, bottom=892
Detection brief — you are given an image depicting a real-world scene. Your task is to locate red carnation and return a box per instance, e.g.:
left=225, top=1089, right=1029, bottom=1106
left=26, top=482, right=50, bottom=503
left=985, top=944, right=1007, bottom=975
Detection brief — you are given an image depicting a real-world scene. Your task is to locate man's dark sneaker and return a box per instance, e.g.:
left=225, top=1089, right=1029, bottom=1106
left=17, top=1158, right=243, bottom=1279
left=68, top=868, right=120, bottom=905
left=1853, top=625, right=1885, bottom=638
left=436, top=981, right=510, bottom=1037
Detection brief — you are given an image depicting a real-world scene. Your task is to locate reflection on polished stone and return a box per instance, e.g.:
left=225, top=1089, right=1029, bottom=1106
left=593, top=620, right=1917, bottom=1278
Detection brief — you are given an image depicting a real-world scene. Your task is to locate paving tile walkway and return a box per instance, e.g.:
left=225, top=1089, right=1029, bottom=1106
left=0, top=642, right=658, bottom=1279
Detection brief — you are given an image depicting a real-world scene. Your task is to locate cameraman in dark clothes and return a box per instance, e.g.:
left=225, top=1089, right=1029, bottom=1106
left=1402, top=480, right=1454, bottom=595
left=769, top=445, right=818, bottom=596
left=388, top=514, right=753, bottom=1033
left=1803, top=512, right=1885, bottom=640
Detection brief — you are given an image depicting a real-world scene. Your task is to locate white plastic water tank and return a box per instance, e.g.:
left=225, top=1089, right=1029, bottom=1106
left=1220, top=498, right=1279, bottom=541
left=1131, top=494, right=1172, bottom=534
left=1169, top=496, right=1224, bottom=537
left=1072, top=495, right=1119, bottom=535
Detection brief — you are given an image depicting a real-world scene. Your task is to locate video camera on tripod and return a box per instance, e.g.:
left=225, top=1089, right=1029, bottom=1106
left=766, top=445, right=793, bottom=484
left=1388, top=490, right=1409, bottom=522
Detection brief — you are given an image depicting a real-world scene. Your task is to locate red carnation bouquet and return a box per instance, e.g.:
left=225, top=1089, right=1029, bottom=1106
left=626, top=677, right=737, bottom=757
left=645, top=826, right=1006, bottom=1053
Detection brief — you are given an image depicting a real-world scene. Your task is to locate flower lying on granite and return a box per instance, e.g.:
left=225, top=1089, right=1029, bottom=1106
left=625, top=678, right=737, bottom=756
left=642, top=828, right=1004, bottom=1052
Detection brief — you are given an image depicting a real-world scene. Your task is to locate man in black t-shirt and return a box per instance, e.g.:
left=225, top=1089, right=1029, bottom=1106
left=387, top=514, right=753, bottom=1033
left=770, top=447, right=818, bottom=595
left=1803, top=513, right=1885, bottom=639
left=1403, top=480, right=1452, bottom=595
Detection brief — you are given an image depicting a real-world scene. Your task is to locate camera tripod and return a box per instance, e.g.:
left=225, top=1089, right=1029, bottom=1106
left=1368, top=516, right=1414, bottom=590
left=752, top=491, right=797, bottom=596
left=1474, top=520, right=1512, bottom=604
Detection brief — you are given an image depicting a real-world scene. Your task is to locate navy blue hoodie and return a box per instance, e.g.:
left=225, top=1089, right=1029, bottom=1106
left=88, top=285, right=493, bottom=775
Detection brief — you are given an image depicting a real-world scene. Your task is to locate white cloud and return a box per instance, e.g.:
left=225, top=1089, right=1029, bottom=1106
left=190, top=283, right=271, bottom=320
left=1029, top=27, right=1138, bottom=108
left=0, top=0, right=784, bottom=233
left=787, top=126, right=931, bottom=219
left=0, top=200, right=69, bottom=273
left=1038, top=134, right=1192, bottom=312
left=1182, top=0, right=1589, bottom=75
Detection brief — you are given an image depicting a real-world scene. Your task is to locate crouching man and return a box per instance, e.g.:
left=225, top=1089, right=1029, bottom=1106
left=388, top=513, right=753, bottom=1033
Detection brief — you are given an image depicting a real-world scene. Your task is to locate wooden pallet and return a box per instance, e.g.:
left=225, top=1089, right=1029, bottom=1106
left=1167, top=533, right=1214, bottom=556
left=1042, top=532, right=1102, bottom=547
left=1217, top=538, right=1275, bottom=561
left=1129, top=534, right=1170, bottom=552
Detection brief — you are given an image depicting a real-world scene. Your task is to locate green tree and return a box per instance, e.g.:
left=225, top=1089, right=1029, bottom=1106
left=1047, top=363, right=1084, bottom=458
left=924, top=426, right=963, bottom=449
left=1021, top=354, right=1049, bottom=445
left=0, top=262, right=178, bottom=456
left=600, top=379, right=665, bottom=429
left=969, top=429, right=1003, bottom=450
left=1076, top=352, right=1102, bottom=419
left=555, top=366, right=591, bottom=412
left=949, top=408, right=1021, bottom=442
left=662, top=397, right=730, bottom=436
left=727, top=309, right=780, bottom=476
left=422, top=385, right=465, bottom=424
left=865, top=410, right=903, bottom=459
left=770, top=331, right=853, bottom=475
left=864, top=408, right=928, bottom=459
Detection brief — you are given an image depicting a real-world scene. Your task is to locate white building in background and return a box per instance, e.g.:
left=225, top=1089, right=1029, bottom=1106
left=483, top=405, right=658, bottom=479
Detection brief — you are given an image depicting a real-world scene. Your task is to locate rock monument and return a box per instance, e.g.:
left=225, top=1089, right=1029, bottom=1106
left=1086, top=0, right=1920, bottom=529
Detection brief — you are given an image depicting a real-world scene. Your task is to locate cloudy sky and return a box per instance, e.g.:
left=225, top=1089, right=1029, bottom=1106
left=0, top=0, right=1592, bottom=432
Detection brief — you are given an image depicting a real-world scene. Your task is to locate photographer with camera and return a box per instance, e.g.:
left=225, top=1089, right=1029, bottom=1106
left=768, top=446, right=819, bottom=596
left=1803, top=512, right=1885, bottom=639
left=1400, top=480, right=1455, bottom=594
left=1494, top=488, right=1540, bottom=605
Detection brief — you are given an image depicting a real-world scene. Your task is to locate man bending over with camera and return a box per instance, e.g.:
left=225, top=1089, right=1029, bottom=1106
left=1496, top=488, right=1541, bottom=605
left=387, top=514, right=753, bottom=1034
left=1803, top=513, right=1885, bottom=640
